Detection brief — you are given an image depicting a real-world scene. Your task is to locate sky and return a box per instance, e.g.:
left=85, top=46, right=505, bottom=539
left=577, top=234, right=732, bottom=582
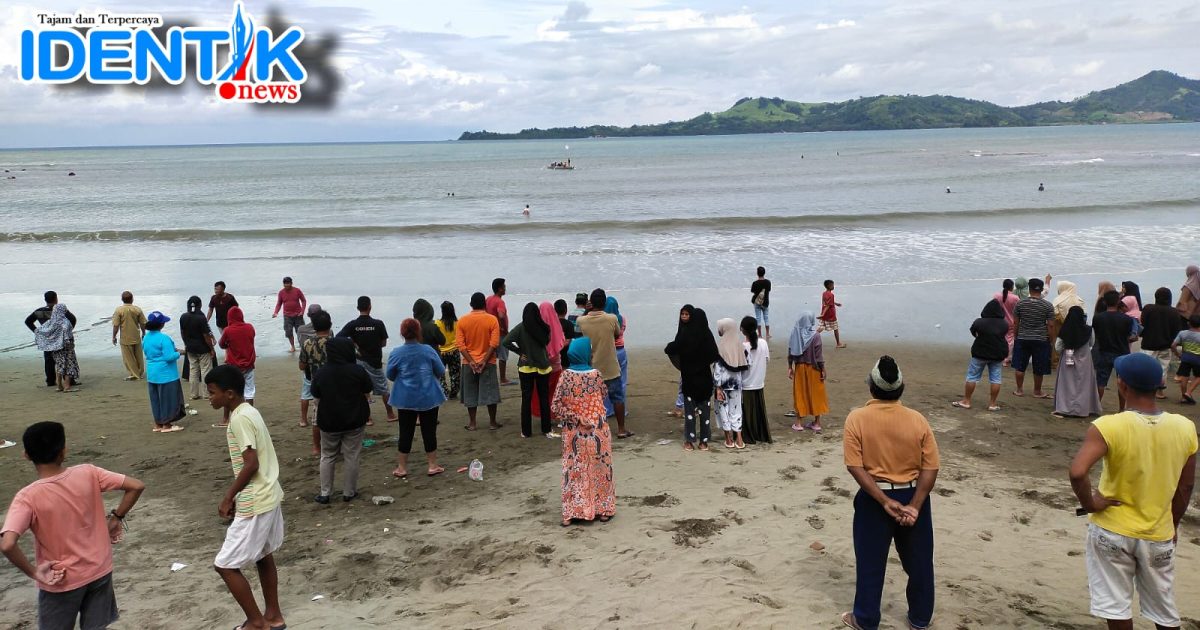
left=0, top=0, right=1197, bottom=147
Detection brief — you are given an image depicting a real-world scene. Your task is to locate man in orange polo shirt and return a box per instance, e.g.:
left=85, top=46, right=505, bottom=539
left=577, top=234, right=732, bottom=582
left=841, top=356, right=940, bottom=630
left=457, top=292, right=502, bottom=431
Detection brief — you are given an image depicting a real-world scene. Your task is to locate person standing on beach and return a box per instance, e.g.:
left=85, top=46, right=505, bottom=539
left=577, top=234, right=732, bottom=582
left=295, top=303, right=321, bottom=428
left=218, top=307, right=257, bottom=424
left=309, top=337, right=370, bottom=503
left=1141, top=288, right=1183, bottom=399
left=840, top=356, right=939, bottom=630
left=1014, top=277, right=1030, bottom=300
left=412, top=299, right=446, bottom=350
left=207, top=281, right=239, bottom=335
left=503, top=302, right=557, bottom=439
left=337, top=296, right=394, bottom=424
left=1095, top=281, right=1118, bottom=317
left=739, top=316, right=771, bottom=445
left=529, top=302, right=568, bottom=431
left=271, top=277, right=307, bottom=353
left=1053, top=306, right=1104, bottom=419
left=1177, top=265, right=1200, bottom=321
left=457, top=292, right=502, bottom=431
left=994, top=280, right=1020, bottom=365
left=25, top=291, right=77, bottom=387
left=786, top=311, right=829, bottom=432
left=1011, top=278, right=1055, bottom=399
left=204, top=366, right=287, bottom=630
left=603, top=296, right=630, bottom=417
left=111, top=291, right=146, bottom=381
left=1068, top=353, right=1196, bottom=630
left=387, top=319, right=447, bottom=478
left=579, top=289, right=631, bottom=438
left=751, top=266, right=772, bottom=340
left=1052, top=279, right=1086, bottom=326
left=1093, top=291, right=1137, bottom=410
left=1, top=421, right=145, bottom=630
left=714, top=318, right=749, bottom=449
left=664, top=305, right=718, bottom=451
left=435, top=301, right=461, bottom=399
left=299, top=309, right=332, bottom=454
left=180, top=296, right=216, bottom=401
left=1170, top=316, right=1200, bottom=404
left=952, top=300, right=1009, bottom=411
left=486, top=278, right=512, bottom=385
left=569, top=293, right=587, bottom=334
left=34, top=303, right=80, bottom=393
left=143, top=311, right=187, bottom=433
left=819, top=280, right=847, bottom=349
left=554, top=337, right=616, bottom=527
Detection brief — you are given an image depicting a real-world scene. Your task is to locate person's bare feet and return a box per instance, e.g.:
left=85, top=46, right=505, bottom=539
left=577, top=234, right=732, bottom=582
left=392, top=468, right=407, bottom=478
left=489, top=422, right=503, bottom=430
left=836, top=344, right=847, bottom=349
left=311, top=447, right=319, bottom=456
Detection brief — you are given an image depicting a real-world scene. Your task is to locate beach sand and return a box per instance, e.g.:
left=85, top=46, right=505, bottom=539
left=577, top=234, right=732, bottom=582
left=1, top=343, right=1198, bottom=629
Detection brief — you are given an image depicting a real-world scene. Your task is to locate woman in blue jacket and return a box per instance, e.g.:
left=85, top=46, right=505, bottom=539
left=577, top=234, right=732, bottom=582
left=387, top=318, right=447, bottom=477
left=143, top=310, right=186, bottom=433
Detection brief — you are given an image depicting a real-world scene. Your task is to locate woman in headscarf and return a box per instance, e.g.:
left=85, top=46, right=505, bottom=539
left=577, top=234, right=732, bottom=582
left=1177, top=264, right=1200, bottom=320
left=179, top=295, right=215, bottom=400
left=1014, top=277, right=1030, bottom=300
left=1052, top=306, right=1103, bottom=418
left=502, top=302, right=557, bottom=438
left=664, top=305, right=719, bottom=451
left=143, top=311, right=186, bottom=433
left=786, top=311, right=828, bottom=432
left=603, top=296, right=629, bottom=417
left=1052, top=280, right=1085, bottom=324
left=530, top=301, right=568, bottom=427
left=314, top=336, right=372, bottom=500
left=1094, top=280, right=1117, bottom=316
left=994, top=279, right=1020, bottom=366
left=434, top=301, right=460, bottom=399
left=1140, top=287, right=1183, bottom=399
left=739, top=316, right=771, bottom=445
left=34, top=303, right=78, bottom=392
left=952, top=300, right=1009, bottom=411
left=1121, top=295, right=1143, bottom=352
left=713, top=318, right=749, bottom=449
left=412, top=299, right=446, bottom=350
left=1120, top=281, right=1142, bottom=309
left=553, top=337, right=615, bottom=527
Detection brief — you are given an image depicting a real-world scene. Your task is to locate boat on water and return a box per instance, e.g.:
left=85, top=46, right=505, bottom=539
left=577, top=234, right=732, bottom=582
left=547, top=160, right=574, bottom=170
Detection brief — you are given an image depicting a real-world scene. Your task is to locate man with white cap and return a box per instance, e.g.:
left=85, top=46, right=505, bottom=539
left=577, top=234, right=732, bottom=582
left=1069, top=352, right=1196, bottom=630
left=841, top=356, right=939, bottom=630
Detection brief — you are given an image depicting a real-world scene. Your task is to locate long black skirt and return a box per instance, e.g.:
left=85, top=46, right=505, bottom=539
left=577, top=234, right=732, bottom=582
left=741, top=388, right=772, bottom=444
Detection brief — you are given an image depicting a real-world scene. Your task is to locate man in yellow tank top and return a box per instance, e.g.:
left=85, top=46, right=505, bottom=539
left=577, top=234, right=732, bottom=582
left=1069, top=353, right=1197, bottom=630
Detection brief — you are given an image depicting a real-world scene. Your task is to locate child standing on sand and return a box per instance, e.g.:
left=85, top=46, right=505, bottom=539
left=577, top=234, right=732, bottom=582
left=819, top=280, right=847, bottom=348
left=1, top=421, right=145, bottom=630
left=205, top=365, right=287, bottom=630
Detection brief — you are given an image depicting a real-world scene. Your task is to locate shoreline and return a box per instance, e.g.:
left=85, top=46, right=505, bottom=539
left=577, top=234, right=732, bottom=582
left=1, top=344, right=1197, bottom=628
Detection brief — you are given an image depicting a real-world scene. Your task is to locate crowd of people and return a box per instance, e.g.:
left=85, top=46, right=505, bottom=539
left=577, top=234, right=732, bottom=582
left=4, top=264, right=1198, bottom=630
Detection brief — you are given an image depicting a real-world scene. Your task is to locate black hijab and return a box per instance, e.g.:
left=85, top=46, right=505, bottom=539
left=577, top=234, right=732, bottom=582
left=981, top=299, right=1006, bottom=319
left=1059, top=306, right=1091, bottom=351
left=670, top=305, right=719, bottom=365
left=522, top=302, right=549, bottom=346
left=412, top=298, right=445, bottom=347
left=1121, top=281, right=1142, bottom=308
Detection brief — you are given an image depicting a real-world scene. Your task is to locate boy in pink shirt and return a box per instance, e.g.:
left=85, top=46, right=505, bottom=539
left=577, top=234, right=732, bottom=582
left=271, top=276, right=308, bottom=353
left=819, top=279, right=847, bottom=349
left=1, top=421, right=145, bottom=630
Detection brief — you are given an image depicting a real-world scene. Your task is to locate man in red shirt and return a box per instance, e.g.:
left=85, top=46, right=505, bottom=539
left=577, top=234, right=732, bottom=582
left=271, top=276, right=307, bottom=353
left=820, top=279, right=847, bottom=349
left=485, top=278, right=512, bottom=385
left=219, top=307, right=257, bottom=425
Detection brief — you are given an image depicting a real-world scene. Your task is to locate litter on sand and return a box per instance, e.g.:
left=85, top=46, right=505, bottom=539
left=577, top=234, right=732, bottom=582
left=170, top=563, right=188, bottom=572
left=0, top=440, right=16, bottom=449
left=311, top=595, right=325, bottom=601
left=656, top=439, right=671, bottom=446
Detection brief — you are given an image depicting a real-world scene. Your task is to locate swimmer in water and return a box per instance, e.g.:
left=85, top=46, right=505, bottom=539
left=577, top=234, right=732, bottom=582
left=522, top=204, right=530, bottom=217
left=1038, top=183, right=1044, bottom=192
left=946, top=187, right=951, bottom=194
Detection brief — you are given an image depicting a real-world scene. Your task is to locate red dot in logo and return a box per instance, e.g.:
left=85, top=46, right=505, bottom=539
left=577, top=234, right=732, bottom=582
left=218, top=83, right=236, bottom=100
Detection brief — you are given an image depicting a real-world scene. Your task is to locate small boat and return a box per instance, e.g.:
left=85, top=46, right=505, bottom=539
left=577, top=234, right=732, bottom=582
left=547, top=162, right=574, bottom=170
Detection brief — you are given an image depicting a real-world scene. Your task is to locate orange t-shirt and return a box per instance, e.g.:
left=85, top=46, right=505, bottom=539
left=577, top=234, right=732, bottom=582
left=843, top=400, right=940, bottom=483
left=456, top=309, right=500, bottom=365
left=2, top=464, right=127, bottom=592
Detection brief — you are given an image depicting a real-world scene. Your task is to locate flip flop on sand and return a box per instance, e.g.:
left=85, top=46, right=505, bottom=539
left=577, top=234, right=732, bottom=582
left=427, top=466, right=445, bottom=477
left=1033, top=393, right=1052, bottom=399
left=1011, top=390, right=1025, bottom=397
left=617, top=432, right=635, bottom=439
left=840, top=612, right=865, bottom=630
left=392, top=469, right=407, bottom=479
left=212, top=424, right=229, bottom=429
left=951, top=401, right=970, bottom=409
left=160, top=426, right=184, bottom=433
left=987, top=406, right=1001, bottom=412
left=489, top=423, right=504, bottom=430
left=791, top=423, right=807, bottom=431
left=464, top=425, right=477, bottom=431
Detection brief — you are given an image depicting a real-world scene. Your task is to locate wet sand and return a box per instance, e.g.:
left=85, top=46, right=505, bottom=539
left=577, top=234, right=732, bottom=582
left=1, top=342, right=1198, bottom=629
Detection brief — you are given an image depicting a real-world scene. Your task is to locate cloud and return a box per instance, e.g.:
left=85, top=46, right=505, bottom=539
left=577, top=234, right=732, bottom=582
left=831, top=63, right=863, bottom=80
left=633, top=62, right=661, bottom=78
left=1072, top=60, right=1104, bottom=77
left=816, top=19, right=856, bottom=30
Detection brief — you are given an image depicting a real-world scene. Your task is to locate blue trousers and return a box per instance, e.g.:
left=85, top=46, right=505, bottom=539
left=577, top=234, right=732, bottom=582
left=852, top=488, right=935, bottom=630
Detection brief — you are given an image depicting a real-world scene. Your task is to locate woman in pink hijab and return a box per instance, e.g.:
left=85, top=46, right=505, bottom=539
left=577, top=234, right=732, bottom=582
left=531, top=301, right=567, bottom=424
left=994, top=279, right=1020, bottom=366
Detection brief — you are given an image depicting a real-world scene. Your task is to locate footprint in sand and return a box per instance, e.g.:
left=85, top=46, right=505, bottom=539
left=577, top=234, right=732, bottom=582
left=806, top=515, right=826, bottom=530
left=723, top=486, right=751, bottom=499
left=778, top=465, right=806, bottom=480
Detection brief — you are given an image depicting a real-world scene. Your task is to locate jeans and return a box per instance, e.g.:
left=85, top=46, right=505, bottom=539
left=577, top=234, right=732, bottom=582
left=852, top=488, right=935, bottom=630
left=683, top=395, right=712, bottom=444
left=519, top=371, right=552, bottom=436
left=319, top=427, right=364, bottom=498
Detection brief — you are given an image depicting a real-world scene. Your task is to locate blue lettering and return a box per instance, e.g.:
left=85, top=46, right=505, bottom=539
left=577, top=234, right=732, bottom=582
left=254, top=27, right=306, bottom=82
left=134, top=28, right=183, bottom=83
left=20, top=30, right=33, bottom=80
left=183, top=30, right=228, bottom=82
left=38, top=31, right=84, bottom=82
left=88, top=30, right=131, bottom=82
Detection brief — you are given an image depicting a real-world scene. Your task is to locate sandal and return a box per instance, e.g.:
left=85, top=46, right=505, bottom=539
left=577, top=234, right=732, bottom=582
left=161, top=426, right=184, bottom=433
left=427, top=467, right=445, bottom=477
left=987, top=406, right=1001, bottom=412
left=840, top=612, right=865, bottom=630
left=617, top=432, right=635, bottom=439
left=791, top=423, right=806, bottom=431
left=950, top=401, right=970, bottom=409
left=463, top=425, right=477, bottom=431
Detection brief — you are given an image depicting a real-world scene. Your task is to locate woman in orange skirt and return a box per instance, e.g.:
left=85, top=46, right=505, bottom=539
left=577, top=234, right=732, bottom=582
left=787, top=311, right=828, bottom=432
left=552, top=337, right=615, bottom=527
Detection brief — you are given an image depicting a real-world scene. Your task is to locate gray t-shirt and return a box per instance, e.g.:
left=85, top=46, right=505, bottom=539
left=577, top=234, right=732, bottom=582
left=1014, top=297, right=1054, bottom=341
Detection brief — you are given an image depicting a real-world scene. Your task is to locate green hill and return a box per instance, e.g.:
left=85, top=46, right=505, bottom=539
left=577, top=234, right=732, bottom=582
left=458, top=71, right=1200, bottom=140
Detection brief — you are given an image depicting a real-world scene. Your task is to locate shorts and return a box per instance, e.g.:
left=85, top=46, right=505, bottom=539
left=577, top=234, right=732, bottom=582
left=1177, top=360, right=1200, bottom=378
left=1093, top=350, right=1122, bottom=387
left=605, top=376, right=626, bottom=405
left=283, top=315, right=304, bottom=338
left=1011, top=339, right=1051, bottom=376
left=818, top=318, right=838, bottom=332
left=1140, top=349, right=1172, bottom=387
left=38, top=572, right=118, bottom=630
left=754, top=305, right=769, bottom=326
left=241, top=368, right=256, bottom=400
left=1086, top=523, right=1179, bottom=626
left=461, top=363, right=501, bottom=407
left=214, top=505, right=285, bottom=569
left=358, top=361, right=389, bottom=397
left=495, top=345, right=510, bottom=362
left=300, top=375, right=313, bottom=401
left=966, top=357, right=1003, bottom=385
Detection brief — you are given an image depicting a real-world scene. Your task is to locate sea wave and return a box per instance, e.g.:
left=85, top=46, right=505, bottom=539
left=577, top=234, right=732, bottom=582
left=3, top=197, right=1197, bottom=243
left=1032, top=157, right=1105, bottom=166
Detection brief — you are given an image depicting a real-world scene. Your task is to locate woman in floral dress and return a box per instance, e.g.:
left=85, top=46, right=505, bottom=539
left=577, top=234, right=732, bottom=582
left=552, top=337, right=616, bottom=527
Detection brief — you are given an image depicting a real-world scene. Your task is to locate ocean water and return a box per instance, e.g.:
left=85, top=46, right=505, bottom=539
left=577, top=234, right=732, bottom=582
left=1, top=124, right=1198, bottom=357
